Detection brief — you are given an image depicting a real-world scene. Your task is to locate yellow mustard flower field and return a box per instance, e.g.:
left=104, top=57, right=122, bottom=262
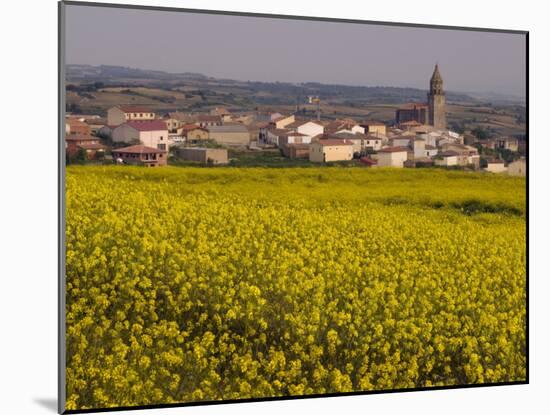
left=65, top=166, right=526, bottom=410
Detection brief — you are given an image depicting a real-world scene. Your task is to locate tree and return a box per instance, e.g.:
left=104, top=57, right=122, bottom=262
left=67, top=103, right=82, bottom=114
left=449, top=122, right=465, bottom=134
left=496, top=148, right=520, bottom=164
left=76, top=148, right=88, bottom=163
left=472, top=127, right=489, bottom=140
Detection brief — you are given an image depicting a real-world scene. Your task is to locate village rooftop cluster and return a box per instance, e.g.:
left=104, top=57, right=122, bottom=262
left=65, top=65, right=526, bottom=176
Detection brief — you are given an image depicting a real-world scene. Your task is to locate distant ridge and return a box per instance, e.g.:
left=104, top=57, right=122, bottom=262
left=66, top=64, right=524, bottom=106
left=67, top=64, right=208, bottom=81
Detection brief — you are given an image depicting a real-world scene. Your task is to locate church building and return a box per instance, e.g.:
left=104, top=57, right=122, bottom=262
left=395, top=64, right=447, bottom=130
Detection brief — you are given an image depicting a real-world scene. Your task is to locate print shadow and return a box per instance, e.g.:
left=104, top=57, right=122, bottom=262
left=34, top=398, right=57, bottom=413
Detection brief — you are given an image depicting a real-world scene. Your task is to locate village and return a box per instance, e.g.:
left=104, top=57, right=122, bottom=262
left=65, top=65, right=526, bottom=176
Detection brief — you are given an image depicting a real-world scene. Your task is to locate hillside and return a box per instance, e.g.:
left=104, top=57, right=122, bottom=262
left=66, top=64, right=527, bottom=137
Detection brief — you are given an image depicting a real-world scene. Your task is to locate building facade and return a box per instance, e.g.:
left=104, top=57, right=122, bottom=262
left=207, top=124, right=250, bottom=146
left=396, top=104, right=429, bottom=125
left=485, top=160, right=507, bottom=173
left=112, top=120, right=169, bottom=151
left=107, top=105, right=155, bottom=126
left=309, top=139, right=353, bottom=162
left=112, top=145, right=167, bottom=167
left=508, top=159, right=526, bottom=176
left=376, top=147, right=409, bottom=168
left=176, top=147, right=228, bottom=165
left=360, top=121, right=386, bottom=137
left=66, top=118, right=92, bottom=135
left=395, top=65, right=447, bottom=130
left=65, top=134, right=106, bottom=159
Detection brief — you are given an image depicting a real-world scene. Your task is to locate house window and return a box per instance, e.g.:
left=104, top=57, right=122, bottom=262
left=158, top=144, right=166, bottom=150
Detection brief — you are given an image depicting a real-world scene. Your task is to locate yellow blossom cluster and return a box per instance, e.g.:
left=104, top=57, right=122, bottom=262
left=65, top=166, right=526, bottom=410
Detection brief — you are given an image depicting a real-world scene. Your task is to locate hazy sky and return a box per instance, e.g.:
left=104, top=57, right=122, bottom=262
left=65, top=4, right=526, bottom=97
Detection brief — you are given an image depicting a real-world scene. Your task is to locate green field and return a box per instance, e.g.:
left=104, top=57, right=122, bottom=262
left=65, top=166, right=526, bottom=410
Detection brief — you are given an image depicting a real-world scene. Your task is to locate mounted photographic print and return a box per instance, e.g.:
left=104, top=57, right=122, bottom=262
left=58, top=1, right=528, bottom=413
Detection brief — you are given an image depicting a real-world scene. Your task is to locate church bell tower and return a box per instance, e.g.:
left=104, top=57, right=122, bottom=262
left=428, top=64, right=446, bottom=130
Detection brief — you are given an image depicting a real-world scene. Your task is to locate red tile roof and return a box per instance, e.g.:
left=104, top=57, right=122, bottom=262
left=166, top=112, right=194, bottom=121
left=378, top=146, right=409, bottom=153
left=267, top=129, right=306, bottom=137
left=360, top=120, right=385, bottom=126
left=335, top=132, right=368, bottom=140
left=77, top=143, right=106, bottom=150
left=286, top=120, right=324, bottom=129
left=66, top=118, right=87, bottom=126
left=315, top=139, right=353, bottom=146
left=117, top=105, right=153, bottom=113
left=197, top=115, right=222, bottom=122
left=65, top=134, right=98, bottom=142
left=179, top=123, right=206, bottom=131
left=113, top=145, right=165, bottom=154
left=439, top=150, right=460, bottom=157
left=268, top=128, right=291, bottom=136
left=211, top=107, right=230, bottom=115
left=125, top=120, right=168, bottom=132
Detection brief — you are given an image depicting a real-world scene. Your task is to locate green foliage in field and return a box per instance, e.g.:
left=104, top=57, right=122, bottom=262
left=65, top=166, right=526, bottom=410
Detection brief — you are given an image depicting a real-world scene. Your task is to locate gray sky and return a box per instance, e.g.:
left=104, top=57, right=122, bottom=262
left=65, top=4, right=526, bottom=97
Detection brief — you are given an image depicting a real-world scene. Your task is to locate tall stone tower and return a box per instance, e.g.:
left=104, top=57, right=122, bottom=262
left=428, top=64, right=446, bottom=129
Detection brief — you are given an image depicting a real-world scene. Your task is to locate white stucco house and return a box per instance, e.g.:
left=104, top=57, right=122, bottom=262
left=392, top=136, right=413, bottom=148
left=375, top=147, right=409, bottom=168
left=333, top=124, right=366, bottom=135
left=309, top=139, right=354, bottom=163
left=363, top=135, right=383, bottom=151
left=413, top=137, right=426, bottom=159
left=277, top=131, right=309, bottom=147
left=112, top=120, right=170, bottom=151
left=434, top=151, right=459, bottom=167
left=287, top=120, right=324, bottom=141
left=425, top=145, right=439, bottom=157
